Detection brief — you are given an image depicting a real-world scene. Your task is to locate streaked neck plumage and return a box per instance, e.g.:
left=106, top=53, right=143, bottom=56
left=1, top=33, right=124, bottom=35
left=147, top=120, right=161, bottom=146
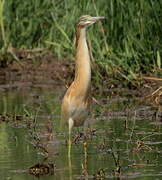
left=74, top=26, right=91, bottom=98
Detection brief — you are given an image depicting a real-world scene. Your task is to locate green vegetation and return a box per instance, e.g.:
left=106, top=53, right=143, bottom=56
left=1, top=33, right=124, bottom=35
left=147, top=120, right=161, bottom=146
left=0, top=0, right=162, bottom=80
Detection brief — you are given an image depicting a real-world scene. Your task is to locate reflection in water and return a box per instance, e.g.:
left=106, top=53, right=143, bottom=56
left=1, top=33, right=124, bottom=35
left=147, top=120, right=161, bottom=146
left=68, top=153, right=72, bottom=180
left=0, top=90, right=162, bottom=179
left=68, top=137, right=89, bottom=180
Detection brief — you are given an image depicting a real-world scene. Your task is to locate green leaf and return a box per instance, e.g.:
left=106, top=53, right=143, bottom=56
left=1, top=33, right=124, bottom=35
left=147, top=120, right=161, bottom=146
left=157, top=50, right=161, bottom=69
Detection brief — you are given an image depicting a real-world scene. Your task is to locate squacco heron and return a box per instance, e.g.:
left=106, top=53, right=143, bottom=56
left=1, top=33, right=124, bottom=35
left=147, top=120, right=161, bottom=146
left=61, top=15, right=105, bottom=155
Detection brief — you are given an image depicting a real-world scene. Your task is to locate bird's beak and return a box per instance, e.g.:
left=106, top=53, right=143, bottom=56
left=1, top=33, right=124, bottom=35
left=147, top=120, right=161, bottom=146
left=91, top=16, right=105, bottom=22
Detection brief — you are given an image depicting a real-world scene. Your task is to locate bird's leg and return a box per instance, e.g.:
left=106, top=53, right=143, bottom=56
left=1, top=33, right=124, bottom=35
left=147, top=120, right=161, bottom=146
left=68, top=118, right=74, bottom=158
left=82, top=128, right=88, bottom=177
left=83, top=125, right=88, bottom=158
left=83, top=133, right=87, bottom=161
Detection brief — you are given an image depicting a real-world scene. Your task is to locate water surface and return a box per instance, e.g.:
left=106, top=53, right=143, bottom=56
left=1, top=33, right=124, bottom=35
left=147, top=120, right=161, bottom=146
left=0, top=89, right=162, bottom=180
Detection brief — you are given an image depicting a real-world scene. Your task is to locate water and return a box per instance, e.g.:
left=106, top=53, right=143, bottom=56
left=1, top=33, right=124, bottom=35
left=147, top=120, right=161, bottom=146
left=0, top=89, right=162, bottom=180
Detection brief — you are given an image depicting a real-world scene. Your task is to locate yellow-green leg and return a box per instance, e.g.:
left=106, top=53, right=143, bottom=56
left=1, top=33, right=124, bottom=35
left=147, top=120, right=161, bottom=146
left=82, top=133, right=88, bottom=177
left=68, top=132, right=72, bottom=158
left=68, top=131, right=72, bottom=180
left=84, top=141, right=87, bottom=160
left=68, top=118, right=74, bottom=158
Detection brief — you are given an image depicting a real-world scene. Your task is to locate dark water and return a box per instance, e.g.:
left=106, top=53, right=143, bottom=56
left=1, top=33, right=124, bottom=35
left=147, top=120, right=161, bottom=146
left=0, top=89, right=162, bottom=180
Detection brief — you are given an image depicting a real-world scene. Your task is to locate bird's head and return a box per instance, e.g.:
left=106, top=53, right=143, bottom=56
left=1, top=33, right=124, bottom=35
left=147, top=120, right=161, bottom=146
left=77, top=15, right=105, bottom=28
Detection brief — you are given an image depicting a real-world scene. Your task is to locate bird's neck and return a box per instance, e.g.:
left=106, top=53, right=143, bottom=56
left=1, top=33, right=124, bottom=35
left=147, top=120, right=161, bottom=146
left=74, top=27, right=91, bottom=96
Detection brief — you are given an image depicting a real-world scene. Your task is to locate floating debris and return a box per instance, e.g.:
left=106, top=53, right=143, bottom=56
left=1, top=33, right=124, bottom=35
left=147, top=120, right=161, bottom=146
left=28, top=162, right=55, bottom=177
left=0, top=114, right=25, bottom=122
left=93, top=168, right=106, bottom=179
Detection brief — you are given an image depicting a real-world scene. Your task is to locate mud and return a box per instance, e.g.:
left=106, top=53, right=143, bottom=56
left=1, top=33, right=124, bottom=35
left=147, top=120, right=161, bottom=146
left=0, top=49, right=162, bottom=103
left=0, top=50, right=74, bottom=91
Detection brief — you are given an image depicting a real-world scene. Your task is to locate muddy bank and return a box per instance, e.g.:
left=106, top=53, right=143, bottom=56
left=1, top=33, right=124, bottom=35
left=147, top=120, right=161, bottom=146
left=0, top=51, right=74, bottom=91
left=0, top=50, right=161, bottom=104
